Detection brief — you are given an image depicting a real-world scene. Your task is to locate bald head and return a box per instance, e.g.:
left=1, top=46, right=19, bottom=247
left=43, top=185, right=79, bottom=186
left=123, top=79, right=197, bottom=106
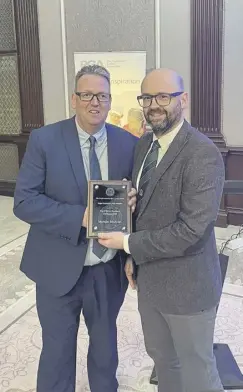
left=142, top=68, right=184, bottom=94
left=139, top=68, right=188, bottom=137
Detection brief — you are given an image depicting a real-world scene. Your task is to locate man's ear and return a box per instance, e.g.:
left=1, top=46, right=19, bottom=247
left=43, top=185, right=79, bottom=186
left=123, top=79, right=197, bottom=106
left=181, top=92, right=188, bottom=110
left=71, top=93, right=76, bottom=110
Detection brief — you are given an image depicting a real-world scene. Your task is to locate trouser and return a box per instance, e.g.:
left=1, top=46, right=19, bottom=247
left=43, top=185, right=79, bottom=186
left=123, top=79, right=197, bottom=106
left=36, top=257, right=127, bottom=392
left=138, top=297, right=224, bottom=392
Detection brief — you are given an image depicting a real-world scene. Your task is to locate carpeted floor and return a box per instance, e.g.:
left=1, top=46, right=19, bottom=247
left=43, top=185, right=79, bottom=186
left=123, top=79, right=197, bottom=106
left=0, top=241, right=34, bottom=316
left=0, top=290, right=243, bottom=392
left=0, top=196, right=29, bottom=249
left=0, top=196, right=243, bottom=391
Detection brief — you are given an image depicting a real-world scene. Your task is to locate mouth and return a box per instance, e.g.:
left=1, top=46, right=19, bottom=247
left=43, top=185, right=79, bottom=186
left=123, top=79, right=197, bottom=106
left=89, top=110, right=100, bottom=115
left=149, top=112, right=166, bottom=120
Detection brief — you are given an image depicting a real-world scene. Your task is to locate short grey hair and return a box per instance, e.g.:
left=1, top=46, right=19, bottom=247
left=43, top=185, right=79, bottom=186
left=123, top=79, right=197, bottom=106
left=75, top=64, right=110, bottom=90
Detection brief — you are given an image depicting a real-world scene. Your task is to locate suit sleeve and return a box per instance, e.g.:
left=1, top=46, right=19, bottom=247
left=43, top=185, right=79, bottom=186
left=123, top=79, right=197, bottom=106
left=128, top=143, right=225, bottom=264
left=13, top=130, right=86, bottom=246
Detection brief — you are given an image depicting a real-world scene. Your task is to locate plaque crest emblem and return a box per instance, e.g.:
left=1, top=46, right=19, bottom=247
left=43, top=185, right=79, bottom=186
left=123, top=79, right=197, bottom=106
left=106, top=187, right=115, bottom=197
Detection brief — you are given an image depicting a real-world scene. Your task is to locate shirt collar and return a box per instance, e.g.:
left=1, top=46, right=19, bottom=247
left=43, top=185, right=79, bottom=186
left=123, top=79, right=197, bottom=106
left=75, top=117, right=106, bottom=147
left=153, top=120, right=184, bottom=148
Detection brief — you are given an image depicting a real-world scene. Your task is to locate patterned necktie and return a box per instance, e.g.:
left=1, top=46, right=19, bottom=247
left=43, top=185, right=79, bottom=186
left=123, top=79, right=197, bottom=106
left=138, top=140, right=161, bottom=201
left=89, top=136, right=107, bottom=259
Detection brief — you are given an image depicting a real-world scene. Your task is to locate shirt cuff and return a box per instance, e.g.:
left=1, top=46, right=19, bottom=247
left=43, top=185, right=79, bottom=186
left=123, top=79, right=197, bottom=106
left=123, top=234, right=131, bottom=254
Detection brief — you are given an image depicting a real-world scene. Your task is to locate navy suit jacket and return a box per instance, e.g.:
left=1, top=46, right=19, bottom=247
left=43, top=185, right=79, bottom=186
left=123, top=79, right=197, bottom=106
left=14, top=117, right=138, bottom=296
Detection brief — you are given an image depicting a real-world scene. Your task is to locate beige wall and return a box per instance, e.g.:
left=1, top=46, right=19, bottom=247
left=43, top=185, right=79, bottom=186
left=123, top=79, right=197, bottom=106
left=38, top=0, right=243, bottom=149
left=222, top=0, right=243, bottom=147
left=160, top=0, right=191, bottom=120
left=37, top=0, right=66, bottom=124
left=64, top=0, right=156, bottom=115
left=37, top=0, right=191, bottom=125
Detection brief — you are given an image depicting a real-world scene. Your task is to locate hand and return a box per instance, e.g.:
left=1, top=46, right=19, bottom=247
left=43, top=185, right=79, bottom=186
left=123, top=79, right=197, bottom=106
left=125, top=256, right=137, bottom=290
left=98, top=232, right=125, bottom=249
left=122, top=179, right=137, bottom=213
left=128, top=187, right=137, bottom=213
left=82, top=208, right=88, bottom=228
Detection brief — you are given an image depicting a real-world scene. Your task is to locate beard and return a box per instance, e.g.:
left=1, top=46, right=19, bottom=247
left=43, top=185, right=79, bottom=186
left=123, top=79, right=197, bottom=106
left=145, top=102, right=183, bottom=137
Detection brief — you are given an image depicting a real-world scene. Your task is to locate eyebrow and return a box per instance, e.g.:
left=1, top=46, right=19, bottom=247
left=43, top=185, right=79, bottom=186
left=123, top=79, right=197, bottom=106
left=77, top=90, right=109, bottom=94
left=141, top=91, right=183, bottom=95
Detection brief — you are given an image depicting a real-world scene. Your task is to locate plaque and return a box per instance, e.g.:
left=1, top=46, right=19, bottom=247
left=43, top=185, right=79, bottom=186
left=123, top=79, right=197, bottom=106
left=87, top=180, right=132, bottom=238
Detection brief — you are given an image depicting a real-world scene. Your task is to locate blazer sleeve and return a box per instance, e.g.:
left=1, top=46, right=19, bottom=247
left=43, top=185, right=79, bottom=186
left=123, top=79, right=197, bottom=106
left=13, top=130, right=86, bottom=246
left=128, top=143, right=225, bottom=264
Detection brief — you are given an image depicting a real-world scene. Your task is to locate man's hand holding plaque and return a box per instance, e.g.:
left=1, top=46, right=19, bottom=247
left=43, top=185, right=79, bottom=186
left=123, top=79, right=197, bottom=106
left=127, top=187, right=137, bottom=213
left=87, top=180, right=136, bottom=239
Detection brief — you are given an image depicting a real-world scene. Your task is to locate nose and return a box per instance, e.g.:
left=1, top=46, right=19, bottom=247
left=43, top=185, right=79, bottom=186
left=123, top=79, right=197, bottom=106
left=90, top=96, right=99, bottom=106
left=150, top=97, right=159, bottom=109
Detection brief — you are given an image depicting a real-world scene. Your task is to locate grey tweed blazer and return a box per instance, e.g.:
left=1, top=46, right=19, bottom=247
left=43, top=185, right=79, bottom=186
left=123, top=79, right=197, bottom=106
left=129, top=120, right=225, bottom=314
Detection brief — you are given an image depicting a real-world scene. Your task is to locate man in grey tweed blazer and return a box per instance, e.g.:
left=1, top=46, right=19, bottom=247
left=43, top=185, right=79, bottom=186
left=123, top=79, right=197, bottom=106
left=99, top=68, right=225, bottom=392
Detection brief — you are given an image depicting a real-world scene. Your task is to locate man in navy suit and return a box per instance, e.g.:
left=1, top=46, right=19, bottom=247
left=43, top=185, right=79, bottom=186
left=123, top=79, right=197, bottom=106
left=13, top=65, right=138, bottom=392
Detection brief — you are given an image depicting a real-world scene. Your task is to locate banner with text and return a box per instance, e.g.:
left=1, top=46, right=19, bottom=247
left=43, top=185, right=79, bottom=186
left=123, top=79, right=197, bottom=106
left=74, top=51, right=146, bottom=137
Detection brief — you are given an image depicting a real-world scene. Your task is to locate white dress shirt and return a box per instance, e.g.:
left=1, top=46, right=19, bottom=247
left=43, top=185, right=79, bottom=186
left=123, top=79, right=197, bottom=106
left=75, top=118, right=117, bottom=265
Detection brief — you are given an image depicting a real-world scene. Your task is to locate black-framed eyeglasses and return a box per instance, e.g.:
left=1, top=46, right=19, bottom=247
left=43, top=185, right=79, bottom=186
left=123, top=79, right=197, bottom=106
left=75, top=92, right=111, bottom=102
left=137, top=92, right=184, bottom=108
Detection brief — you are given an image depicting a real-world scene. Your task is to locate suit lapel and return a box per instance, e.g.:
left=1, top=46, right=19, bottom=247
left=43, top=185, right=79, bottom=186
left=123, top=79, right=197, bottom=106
left=61, top=117, right=88, bottom=203
left=137, top=121, right=191, bottom=219
left=106, top=123, right=121, bottom=180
